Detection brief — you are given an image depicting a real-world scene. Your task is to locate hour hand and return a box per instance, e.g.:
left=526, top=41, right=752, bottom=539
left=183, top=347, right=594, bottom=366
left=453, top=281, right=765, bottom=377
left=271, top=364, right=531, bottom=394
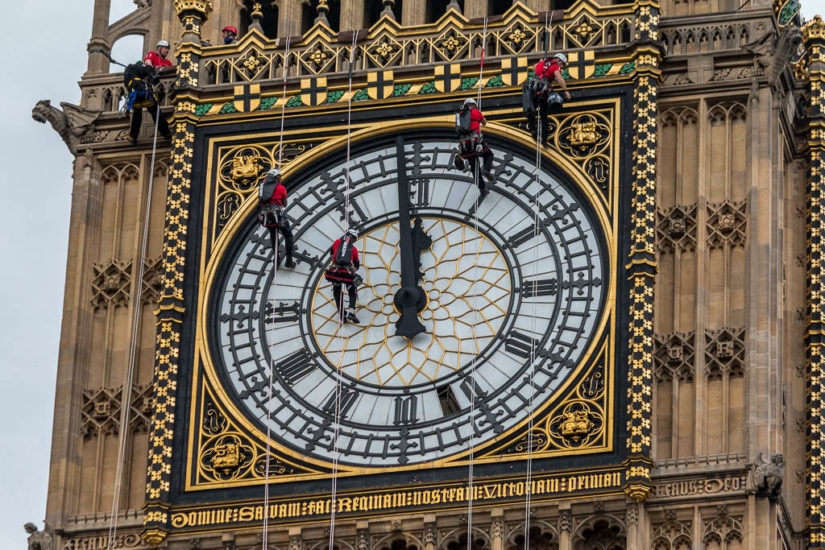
left=394, top=214, right=428, bottom=339
left=394, top=136, right=428, bottom=339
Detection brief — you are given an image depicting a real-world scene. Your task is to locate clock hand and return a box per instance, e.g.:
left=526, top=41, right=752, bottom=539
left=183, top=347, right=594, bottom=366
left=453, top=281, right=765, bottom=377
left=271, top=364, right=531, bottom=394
left=394, top=136, right=427, bottom=339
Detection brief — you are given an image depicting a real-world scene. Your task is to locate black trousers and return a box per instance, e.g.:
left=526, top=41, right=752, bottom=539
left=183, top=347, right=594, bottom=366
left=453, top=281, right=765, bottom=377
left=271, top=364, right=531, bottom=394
left=265, top=223, right=295, bottom=259
left=332, top=282, right=358, bottom=311
left=130, top=103, right=171, bottom=140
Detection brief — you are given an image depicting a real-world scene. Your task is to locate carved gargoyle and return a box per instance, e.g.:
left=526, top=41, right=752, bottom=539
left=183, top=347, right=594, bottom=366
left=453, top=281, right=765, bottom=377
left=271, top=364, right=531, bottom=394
left=24, top=522, right=53, bottom=550
left=743, top=26, right=802, bottom=86
left=753, top=452, right=784, bottom=500
left=31, top=99, right=100, bottom=155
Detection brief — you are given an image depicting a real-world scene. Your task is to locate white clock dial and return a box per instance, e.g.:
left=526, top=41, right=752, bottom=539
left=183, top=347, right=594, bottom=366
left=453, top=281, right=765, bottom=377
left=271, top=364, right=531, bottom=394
left=209, top=132, right=608, bottom=466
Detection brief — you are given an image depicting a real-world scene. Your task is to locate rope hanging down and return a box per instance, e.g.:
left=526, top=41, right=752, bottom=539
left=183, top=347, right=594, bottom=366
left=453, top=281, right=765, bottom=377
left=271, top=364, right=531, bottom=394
left=465, top=16, right=488, bottom=550
left=521, top=9, right=554, bottom=549
left=262, top=31, right=292, bottom=550
left=328, top=29, right=360, bottom=550
left=106, top=102, right=164, bottom=550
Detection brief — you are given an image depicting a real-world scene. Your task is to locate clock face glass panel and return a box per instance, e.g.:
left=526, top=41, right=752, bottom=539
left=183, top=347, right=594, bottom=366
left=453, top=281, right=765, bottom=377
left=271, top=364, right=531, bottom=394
left=209, top=132, right=609, bottom=467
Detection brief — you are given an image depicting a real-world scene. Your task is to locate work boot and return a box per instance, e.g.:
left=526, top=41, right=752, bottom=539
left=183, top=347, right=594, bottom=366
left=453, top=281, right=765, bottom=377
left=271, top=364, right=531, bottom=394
left=284, top=256, right=296, bottom=268
left=345, top=310, right=360, bottom=324
left=453, top=156, right=465, bottom=171
left=482, top=169, right=494, bottom=182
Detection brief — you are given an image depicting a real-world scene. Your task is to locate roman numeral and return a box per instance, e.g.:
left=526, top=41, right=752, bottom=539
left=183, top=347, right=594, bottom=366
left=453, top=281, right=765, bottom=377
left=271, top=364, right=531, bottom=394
left=522, top=278, right=557, bottom=298
left=265, top=301, right=300, bottom=324
left=322, top=386, right=358, bottom=419
left=414, top=178, right=431, bottom=208
left=459, top=374, right=487, bottom=402
left=507, top=225, right=539, bottom=249
left=274, top=349, right=315, bottom=384
left=505, top=330, right=540, bottom=358
left=393, top=395, right=419, bottom=425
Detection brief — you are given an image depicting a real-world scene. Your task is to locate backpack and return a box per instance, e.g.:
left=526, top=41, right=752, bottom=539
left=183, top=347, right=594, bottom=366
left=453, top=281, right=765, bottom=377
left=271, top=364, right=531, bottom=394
left=123, top=62, right=155, bottom=109
left=334, top=237, right=354, bottom=267
left=258, top=175, right=278, bottom=205
left=455, top=106, right=472, bottom=136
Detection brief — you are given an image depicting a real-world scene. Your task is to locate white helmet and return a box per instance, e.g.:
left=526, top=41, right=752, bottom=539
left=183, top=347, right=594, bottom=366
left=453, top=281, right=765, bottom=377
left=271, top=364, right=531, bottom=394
left=346, top=228, right=358, bottom=239
left=553, top=52, right=568, bottom=64
left=268, top=168, right=281, bottom=178
left=157, top=40, right=170, bottom=48
left=462, top=97, right=477, bottom=108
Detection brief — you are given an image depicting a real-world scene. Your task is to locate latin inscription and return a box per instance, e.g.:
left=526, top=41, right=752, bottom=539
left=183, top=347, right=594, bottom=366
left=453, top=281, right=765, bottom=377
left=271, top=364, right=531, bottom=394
left=172, top=471, right=624, bottom=528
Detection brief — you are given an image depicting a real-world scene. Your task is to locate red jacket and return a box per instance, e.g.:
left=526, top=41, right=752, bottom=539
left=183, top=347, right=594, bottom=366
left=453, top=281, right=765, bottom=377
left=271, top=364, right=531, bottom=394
left=535, top=59, right=562, bottom=81
left=265, top=182, right=288, bottom=206
left=468, top=107, right=486, bottom=133
left=145, top=50, right=172, bottom=68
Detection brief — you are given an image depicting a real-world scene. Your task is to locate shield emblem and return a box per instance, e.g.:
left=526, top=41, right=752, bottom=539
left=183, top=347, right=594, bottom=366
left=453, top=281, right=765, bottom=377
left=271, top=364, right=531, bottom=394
left=233, top=83, right=261, bottom=112
left=434, top=64, right=461, bottom=93
left=500, top=57, right=527, bottom=87
left=567, top=50, right=595, bottom=80
left=301, top=77, right=328, bottom=106
left=368, top=70, right=395, bottom=100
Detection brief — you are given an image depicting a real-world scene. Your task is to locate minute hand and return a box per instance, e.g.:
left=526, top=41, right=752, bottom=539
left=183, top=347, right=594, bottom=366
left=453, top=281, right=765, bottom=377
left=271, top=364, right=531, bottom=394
left=393, top=136, right=426, bottom=339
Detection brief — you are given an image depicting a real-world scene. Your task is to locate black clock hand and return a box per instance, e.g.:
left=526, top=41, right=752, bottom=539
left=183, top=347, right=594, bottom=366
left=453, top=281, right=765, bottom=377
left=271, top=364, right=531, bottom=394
left=394, top=136, right=427, bottom=339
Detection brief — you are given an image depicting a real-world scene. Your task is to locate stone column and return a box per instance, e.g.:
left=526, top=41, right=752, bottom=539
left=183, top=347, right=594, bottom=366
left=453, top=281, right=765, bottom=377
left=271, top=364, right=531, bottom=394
left=558, top=505, right=571, bottom=550
left=490, top=509, right=504, bottom=550
left=86, top=0, right=112, bottom=75
left=401, top=0, right=426, bottom=26
left=803, top=15, right=825, bottom=549
left=463, top=0, right=485, bottom=19
left=45, top=149, right=102, bottom=531
left=624, top=0, right=661, bottom=505
left=340, top=0, right=364, bottom=31
left=279, top=0, right=304, bottom=38
left=423, top=515, right=437, bottom=550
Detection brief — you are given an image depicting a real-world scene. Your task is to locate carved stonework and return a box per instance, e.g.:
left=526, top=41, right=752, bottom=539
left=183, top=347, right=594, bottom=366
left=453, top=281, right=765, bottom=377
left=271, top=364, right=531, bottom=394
left=650, top=511, right=692, bottom=549
left=81, top=384, right=153, bottom=438
left=707, top=200, right=747, bottom=249
left=91, top=260, right=133, bottom=309
left=653, top=332, right=696, bottom=383
left=141, top=256, right=165, bottom=305
left=572, top=514, right=625, bottom=550
left=752, top=452, right=785, bottom=500
left=505, top=522, right=558, bottom=550
left=31, top=99, right=100, bottom=155
left=704, top=327, right=746, bottom=379
left=656, top=205, right=697, bottom=253
left=701, top=507, right=743, bottom=547
left=24, top=522, right=53, bottom=550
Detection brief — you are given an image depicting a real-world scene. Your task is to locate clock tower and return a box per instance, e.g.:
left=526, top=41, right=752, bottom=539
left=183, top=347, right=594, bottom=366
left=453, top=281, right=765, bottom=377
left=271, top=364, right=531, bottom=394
left=35, top=0, right=824, bottom=548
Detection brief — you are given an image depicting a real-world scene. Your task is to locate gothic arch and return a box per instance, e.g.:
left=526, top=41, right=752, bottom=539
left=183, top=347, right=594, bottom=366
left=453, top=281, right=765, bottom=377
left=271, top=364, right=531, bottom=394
left=505, top=520, right=559, bottom=550
left=572, top=514, right=625, bottom=550
left=440, top=527, right=489, bottom=550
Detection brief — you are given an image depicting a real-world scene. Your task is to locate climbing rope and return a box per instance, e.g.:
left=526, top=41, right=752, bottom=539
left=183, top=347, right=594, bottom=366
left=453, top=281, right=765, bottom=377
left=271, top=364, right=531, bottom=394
left=106, top=102, right=164, bottom=550
left=261, top=32, right=292, bottom=550
left=327, top=29, right=360, bottom=550
left=465, top=17, right=489, bottom=550
left=521, top=10, right=555, bottom=547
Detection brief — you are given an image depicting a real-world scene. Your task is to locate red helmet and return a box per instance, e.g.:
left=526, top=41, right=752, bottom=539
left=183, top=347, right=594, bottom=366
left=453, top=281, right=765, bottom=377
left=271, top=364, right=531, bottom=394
left=222, top=26, right=238, bottom=34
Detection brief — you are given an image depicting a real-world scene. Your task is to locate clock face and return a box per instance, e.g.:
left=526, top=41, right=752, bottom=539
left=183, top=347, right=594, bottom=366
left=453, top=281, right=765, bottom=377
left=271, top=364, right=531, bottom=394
left=208, top=130, right=609, bottom=468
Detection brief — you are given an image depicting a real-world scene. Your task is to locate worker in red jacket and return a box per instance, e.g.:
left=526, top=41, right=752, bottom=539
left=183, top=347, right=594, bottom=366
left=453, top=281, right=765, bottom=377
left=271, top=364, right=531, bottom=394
left=526, top=53, right=571, bottom=142
left=324, top=228, right=361, bottom=324
left=258, top=168, right=296, bottom=268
